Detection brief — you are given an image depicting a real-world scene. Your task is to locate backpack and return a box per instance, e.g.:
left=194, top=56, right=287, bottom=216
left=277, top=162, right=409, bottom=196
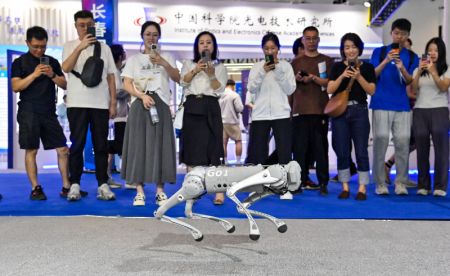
left=379, top=45, right=416, bottom=71
left=71, top=42, right=104, bottom=87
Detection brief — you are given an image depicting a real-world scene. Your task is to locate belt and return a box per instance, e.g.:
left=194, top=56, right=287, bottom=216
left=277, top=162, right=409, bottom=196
left=187, top=94, right=217, bottom=99
left=347, top=100, right=359, bottom=106
left=145, top=91, right=155, bottom=95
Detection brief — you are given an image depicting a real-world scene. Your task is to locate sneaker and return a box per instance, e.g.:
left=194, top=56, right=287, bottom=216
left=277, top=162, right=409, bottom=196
left=155, top=192, right=168, bottom=206
left=301, top=180, right=320, bottom=190
left=97, top=183, right=116, bottom=200
left=416, top=189, right=430, bottom=196
left=30, top=185, right=47, bottom=200
left=125, top=183, right=137, bottom=190
left=60, top=187, right=88, bottom=198
left=107, top=178, right=122, bottom=189
left=67, top=184, right=81, bottom=201
left=433, top=190, right=447, bottom=197
left=280, top=191, right=293, bottom=200
left=330, top=174, right=339, bottom=183
left=394, top=183, right=408, bottom=195
left=133, top=193, right=146, bottom=206
left=375, top=184, right=389, bottom=195
left=405, top=179, right=418, bottom=188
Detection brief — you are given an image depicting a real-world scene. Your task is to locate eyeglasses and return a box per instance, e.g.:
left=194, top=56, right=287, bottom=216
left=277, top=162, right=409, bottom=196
left=76, top=23, right=94, bottom=29
left=28, top=44, right=47, bottom=50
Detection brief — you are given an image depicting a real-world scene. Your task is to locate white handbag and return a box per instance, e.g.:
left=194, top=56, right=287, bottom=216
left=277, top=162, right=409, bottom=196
left=173, top=105, right=184, bottom=130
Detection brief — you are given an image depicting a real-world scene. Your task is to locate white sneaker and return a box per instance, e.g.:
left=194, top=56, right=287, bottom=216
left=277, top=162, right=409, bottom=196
left=125, top=183, right=137, bottom=190
left=107, top=178, right=122, bottom=189
left=416, top=189, right=429, bottom=196
left=133, top=193, right=146, bottom=206
left=280, top=191, right=293, bottom=200
left=67, top=183, right=81, bottom=201
left=155, top=192, right=168, bottom=206
left=97, top=183, right=116, bottom=200
left=433, top=190, right=447, bottom=197
left=375, top=184, right=389, bottom=195
left=395, top=183, right=408, bottom=195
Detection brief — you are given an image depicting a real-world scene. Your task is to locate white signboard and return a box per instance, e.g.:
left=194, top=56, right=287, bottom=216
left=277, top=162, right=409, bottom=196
left=118, top=0, right=382, bottom=48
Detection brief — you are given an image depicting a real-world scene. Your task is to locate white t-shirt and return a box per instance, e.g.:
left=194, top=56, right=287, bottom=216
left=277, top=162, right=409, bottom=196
left=121, top=52, right=175, bottom=106
left=62, top=39, right=116, bottom=109
left=414, top=69, right=450, bottom=109
left=247, top=60, right=296, bottom=121
left=180, top=60, right=227, bottom=97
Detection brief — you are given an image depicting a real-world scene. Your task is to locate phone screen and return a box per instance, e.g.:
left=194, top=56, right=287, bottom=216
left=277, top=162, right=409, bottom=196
left=87, top=26, right=96, bottom=38
left=300, top=70, right=308, bottom=77
left=265, top=54, right=274, bottom=65
left=40, top=56, right=49, bottom=65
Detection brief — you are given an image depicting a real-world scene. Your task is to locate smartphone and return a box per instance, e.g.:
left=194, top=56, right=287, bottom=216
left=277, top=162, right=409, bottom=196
left=87, top=26, right=96, bottom=38
left=40, top=56, right=49, bottom=65
left=348, top=60, right=356, bottom=70
left=299, top=70, right=308, bottom=77
left=391, top=43, right=400, bottom=54
left=150, top=44, right=158, bottom=51
left=201, top=50, right=211, bottom=63
left=265, top=54, right=274, bottom=65
left=421, top=53, right=429, bottom=63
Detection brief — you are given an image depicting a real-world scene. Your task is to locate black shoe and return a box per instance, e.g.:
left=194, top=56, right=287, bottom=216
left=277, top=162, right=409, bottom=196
left=319, top=184, right=328, bottom=196
left=30, top=185, right=47, bottom=200
left=301, top=180, right=320, bottom=190
left=330, top=174, right=339, bottom=182
left=355, top=192, right=367, bottom=201
left=291, top=187, right=303, bottom=194
left=60, top=187, right=88, bottom=198
left=338, top=190, right=350, bottom=199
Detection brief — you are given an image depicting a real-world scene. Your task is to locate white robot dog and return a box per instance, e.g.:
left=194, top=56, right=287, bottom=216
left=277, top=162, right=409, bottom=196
left=154, top=161, right=301, bottom=241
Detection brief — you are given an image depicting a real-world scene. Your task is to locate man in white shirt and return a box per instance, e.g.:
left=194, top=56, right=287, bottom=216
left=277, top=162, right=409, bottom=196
left=61, top=10, right=117, bottom=201
left=219, top=79, right=244, bottom=164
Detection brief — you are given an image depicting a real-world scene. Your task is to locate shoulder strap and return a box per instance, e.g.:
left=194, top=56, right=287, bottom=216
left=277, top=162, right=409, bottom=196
left=94, top=42, right=101, bottom=58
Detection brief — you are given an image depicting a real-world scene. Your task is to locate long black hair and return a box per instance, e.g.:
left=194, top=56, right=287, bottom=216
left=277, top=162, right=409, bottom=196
left=421, top=37, right=448, bottom=77
left=193, top=31, right=218, bottom=62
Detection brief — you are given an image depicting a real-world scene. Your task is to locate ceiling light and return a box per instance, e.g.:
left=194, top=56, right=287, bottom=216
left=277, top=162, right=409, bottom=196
left=364, top=1, right=371, bottom=8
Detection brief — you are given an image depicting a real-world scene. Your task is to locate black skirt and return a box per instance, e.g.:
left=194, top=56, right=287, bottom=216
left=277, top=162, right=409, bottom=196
left=179, top=95, right=224, bottom=166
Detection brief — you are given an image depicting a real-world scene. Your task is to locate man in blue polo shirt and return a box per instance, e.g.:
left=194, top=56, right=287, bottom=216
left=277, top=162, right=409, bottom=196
left=370, top=18, right=419, bottom=195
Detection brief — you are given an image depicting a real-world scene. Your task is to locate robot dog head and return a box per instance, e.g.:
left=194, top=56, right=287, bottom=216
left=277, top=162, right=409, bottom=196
left=284, top=161, right=301, bottom=192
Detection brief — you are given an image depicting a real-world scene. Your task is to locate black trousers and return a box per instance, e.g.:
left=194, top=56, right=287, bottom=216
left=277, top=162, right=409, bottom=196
left=67, top=107, right=109, bottom=186
left=292, top=115, right=329, bottom=184
left=247, top=118, right=292, bottom=165
left=413, top=108, right=449, bottom=191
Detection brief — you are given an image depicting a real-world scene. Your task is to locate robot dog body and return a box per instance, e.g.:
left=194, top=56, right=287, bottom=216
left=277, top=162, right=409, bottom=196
left=154, top=161, right=301, bottom=241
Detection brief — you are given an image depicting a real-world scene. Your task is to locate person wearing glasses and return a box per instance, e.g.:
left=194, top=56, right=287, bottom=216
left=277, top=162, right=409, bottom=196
left=370, top=18, right=419, bottom=196
left=61, top=10, right=117, bottom=201
left=11, top=26, right=69, bottom=200
left=290, top=26, right=334, bottom=196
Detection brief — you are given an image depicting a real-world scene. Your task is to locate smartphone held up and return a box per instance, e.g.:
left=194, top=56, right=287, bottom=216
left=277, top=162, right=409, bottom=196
left=40, top=56, right=49, bottom=66
left=87, top=26, right=96, bottom=38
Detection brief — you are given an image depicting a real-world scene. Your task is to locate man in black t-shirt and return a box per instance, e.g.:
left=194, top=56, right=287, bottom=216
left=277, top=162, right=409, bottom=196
left=11, top=26, right=81, bottom=200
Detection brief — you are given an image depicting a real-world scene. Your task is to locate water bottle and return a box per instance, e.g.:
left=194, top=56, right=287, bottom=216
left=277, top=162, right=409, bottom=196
left=107, top=120, right=115, bottom=141
left=149, top=105, right=159, bottom=124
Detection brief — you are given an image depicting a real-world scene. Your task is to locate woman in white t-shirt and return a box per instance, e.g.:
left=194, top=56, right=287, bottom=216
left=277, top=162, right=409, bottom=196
left=120, top=21, right=180, bottom=206
left=412, top=37, right=450, bottom=197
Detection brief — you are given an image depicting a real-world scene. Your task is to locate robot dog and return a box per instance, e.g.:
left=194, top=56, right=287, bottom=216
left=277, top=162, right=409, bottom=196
left=154, top=161, right=301, bottom=241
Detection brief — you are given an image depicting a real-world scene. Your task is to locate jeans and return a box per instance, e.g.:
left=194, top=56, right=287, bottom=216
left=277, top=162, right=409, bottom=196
left=332, top=104, right=370, bottom=185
